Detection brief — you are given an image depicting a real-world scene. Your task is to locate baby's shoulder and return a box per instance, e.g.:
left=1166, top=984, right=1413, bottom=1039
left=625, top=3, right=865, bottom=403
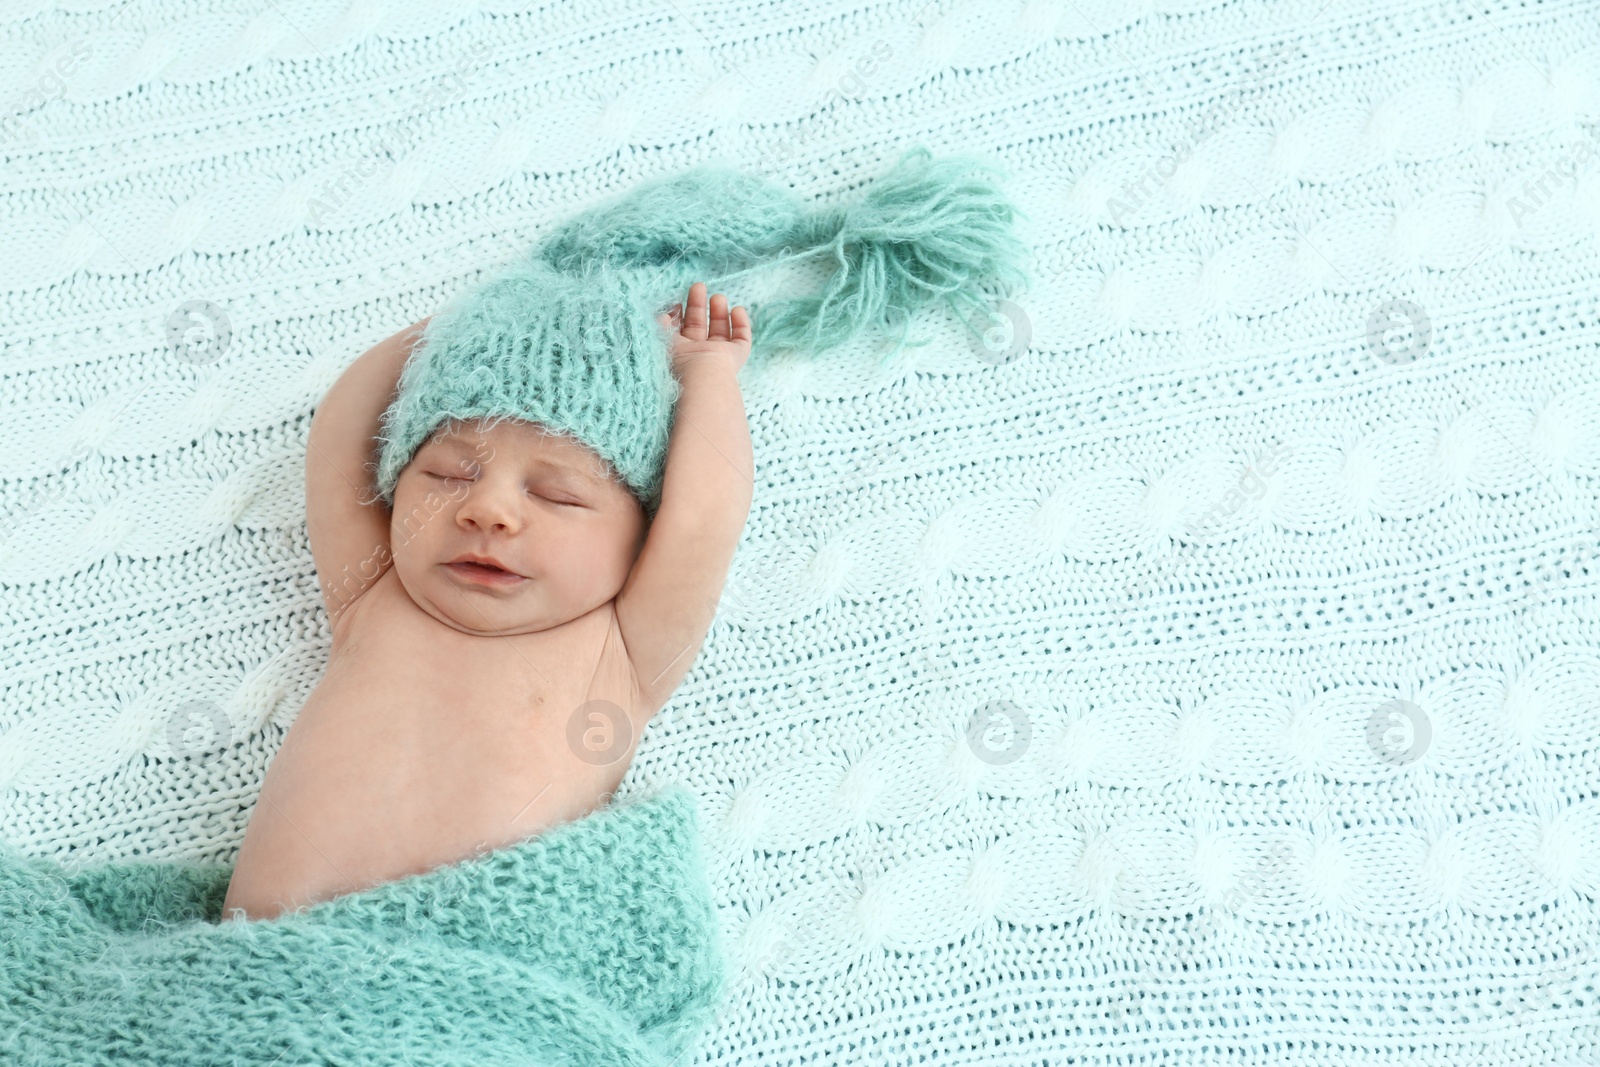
left=592, top=598, right=658, bottom=719
left=325, top=566, right=406, bottom=651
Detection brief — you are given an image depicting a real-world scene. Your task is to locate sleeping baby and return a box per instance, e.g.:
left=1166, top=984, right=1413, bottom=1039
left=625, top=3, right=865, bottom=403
left=217, top=146, right=1031, bottom=922
left=0, top=149, right=1029, bottom=1066
left=221, top=283, right=751, bottom=921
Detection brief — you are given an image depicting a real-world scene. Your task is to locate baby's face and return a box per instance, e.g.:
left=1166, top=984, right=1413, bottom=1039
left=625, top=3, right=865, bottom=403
left=388, top=418, right=647, bottom=636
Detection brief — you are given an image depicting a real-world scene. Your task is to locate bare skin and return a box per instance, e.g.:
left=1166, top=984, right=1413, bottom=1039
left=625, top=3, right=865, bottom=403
left=222, top=283, right=753, bottom=921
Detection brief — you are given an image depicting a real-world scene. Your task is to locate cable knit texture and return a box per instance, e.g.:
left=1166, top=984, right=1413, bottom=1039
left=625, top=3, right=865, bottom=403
left=2, top=2, right=1600, bottom=1066
left=1, top=786, right=724, bottom=1066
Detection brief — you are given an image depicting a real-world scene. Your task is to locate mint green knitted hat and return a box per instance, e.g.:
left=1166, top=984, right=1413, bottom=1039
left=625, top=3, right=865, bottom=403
left=374, top=146, right=1032, bottom=519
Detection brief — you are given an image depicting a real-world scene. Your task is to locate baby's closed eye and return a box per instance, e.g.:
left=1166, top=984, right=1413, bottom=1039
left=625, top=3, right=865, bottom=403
left=441, top=472, right=583, bottom=507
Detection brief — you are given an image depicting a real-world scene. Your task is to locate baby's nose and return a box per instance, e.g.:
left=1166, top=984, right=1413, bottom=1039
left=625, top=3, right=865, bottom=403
left=456, top=485, right=522, bottom=531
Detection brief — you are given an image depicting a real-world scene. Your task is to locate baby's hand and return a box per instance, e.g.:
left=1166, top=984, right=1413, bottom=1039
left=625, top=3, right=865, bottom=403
left=656, top=281, right=751, bottom=377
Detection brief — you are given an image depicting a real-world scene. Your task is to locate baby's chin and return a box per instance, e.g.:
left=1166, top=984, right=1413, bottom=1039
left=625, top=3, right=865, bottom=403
left=400, top=570, right=572, bottom=637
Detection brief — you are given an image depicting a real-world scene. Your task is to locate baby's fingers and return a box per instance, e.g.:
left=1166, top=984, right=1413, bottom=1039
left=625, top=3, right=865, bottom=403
left=731, top=305, right=752, bottom=344
left=682, top=282, right=709, bottom=341
left=707, top=292, right=731, bottom=341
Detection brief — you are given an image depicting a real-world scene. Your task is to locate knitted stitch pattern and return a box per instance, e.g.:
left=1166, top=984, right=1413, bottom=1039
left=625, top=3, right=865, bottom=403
left=1, top=786, right=723, bottom=1067
left=3, top=3, right=1600, bottom=1066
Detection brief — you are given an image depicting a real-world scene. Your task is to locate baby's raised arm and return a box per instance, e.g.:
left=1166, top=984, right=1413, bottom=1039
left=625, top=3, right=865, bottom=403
left=305, top=318, right=430, bottom=632
left=615, top=284, right=754, bottom=715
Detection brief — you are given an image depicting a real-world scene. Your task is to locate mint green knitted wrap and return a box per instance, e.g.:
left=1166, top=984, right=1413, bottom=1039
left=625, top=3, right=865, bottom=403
left=0, top=787, right=724, bottom=1067
left=374, top=146, right=1032, bottom=517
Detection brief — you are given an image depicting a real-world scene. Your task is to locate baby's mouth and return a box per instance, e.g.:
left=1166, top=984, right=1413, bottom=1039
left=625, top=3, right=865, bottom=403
left=444, top=558, right=527, bottom=588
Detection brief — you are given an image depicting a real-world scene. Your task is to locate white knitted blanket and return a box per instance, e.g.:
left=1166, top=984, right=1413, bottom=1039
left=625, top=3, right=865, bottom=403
left=3, top=1, right=1598, bottom=1064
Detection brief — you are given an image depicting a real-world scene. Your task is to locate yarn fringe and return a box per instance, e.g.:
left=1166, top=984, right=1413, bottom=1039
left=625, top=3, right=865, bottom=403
left=534, top=145, right=1034, bottom=369
left=742, top=146, right=1034, bottom=367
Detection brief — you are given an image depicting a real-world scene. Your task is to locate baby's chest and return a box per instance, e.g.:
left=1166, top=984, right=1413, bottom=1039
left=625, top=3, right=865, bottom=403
left=321, top=631, right=620, bottom=784
left=309, top=618, right=642, bottom=835
left=255, top=664, right=626, bottom=885
left=230, top=598, right=651, bottom=913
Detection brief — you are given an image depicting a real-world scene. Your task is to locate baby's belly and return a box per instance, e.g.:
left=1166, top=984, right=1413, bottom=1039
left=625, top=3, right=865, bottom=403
left=222, top=667, right=631, bottom=921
